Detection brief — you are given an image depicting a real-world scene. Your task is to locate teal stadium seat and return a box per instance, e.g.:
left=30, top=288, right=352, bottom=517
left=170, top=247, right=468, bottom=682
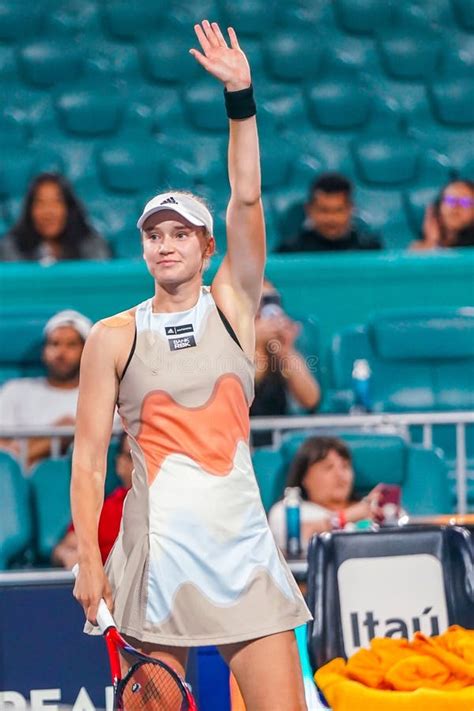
left=0, top=2, right=43, bottom=42
left=393, top=0, right=456, bottom=33
left=262, top=31, right=322, bottom=82
left=251, top=447, right=285, bottom=512
left=0, top=451, right=32, bottom=570
left=352, top=134, right=420, bottom=186
left=276, top=432, right=450, bottom=515
left=0, top=44, right=19, bottom=83
left=30, top=457, right=71, bottom=563
left=408, top=119, right=474, bottom=173
left=17, top=41, right=84, bottom=87
left=323, top=35, right=383, bottom=77
left=165, top=0, right=222, bottom=31
left=0, top=309, right=54, bottom=384
left=330, top=308, right=474, bottom=413
left=376, top=31, right=442, bottom=81
left=260, top=135, right=295, bottom=191
left=101, top=0, right=162, bottom=40
left=221, top=0, right=275, bottom=37
left=55, top=87, right=125, bottom=137
left=333, top=0, right=394, bottom=35
left=354, top=186, right=411, bottom=248
left=306, top=79, right=371, bottom=130
left=183, top=79, right=227, bottom=132
left=276, top=0, right=338, bottom=33
left=403, top=185, right=440, bottom=236
left=44, top=0, right=101, bottom=37
left=84, top=41, right=141, bottom=81
left=270, top=188, right=307, bottom=247
left=451, top=0, right=474, bottom=31
left=439, top=35, right=474, bottom=77
left=97, top=142, right=163, bottom=195
left=429, top=79, right=474, bottom=127
left=0, top=114, right=27, bottom=148
left=141, top=37, right=199, bottom=85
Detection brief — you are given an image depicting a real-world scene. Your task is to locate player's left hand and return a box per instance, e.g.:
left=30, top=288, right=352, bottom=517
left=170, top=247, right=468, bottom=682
left=190, top=21, right=251, bottom=92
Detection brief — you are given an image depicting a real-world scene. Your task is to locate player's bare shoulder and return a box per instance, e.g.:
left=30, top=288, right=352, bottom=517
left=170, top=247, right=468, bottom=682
left=84, top=308, right=137, bottom=377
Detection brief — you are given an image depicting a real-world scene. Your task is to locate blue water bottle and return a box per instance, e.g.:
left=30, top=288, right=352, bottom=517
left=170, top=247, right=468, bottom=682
left=284, top=486, right=302, bottom=557
left=351, top=358, right=372, bottom=413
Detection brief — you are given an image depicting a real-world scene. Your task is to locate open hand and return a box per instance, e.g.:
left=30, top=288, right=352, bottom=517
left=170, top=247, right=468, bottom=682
left=190, top=21, right=251, bottom=91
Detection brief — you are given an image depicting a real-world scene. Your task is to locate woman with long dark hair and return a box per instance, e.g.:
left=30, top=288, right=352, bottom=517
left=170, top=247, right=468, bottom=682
left=0, top=172, right=110, bottom=262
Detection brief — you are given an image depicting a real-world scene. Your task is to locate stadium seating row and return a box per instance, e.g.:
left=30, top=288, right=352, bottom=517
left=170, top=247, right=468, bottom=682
left=0, top=1, right=473, bottom=251
left=0, top=430, right=454, bottom=570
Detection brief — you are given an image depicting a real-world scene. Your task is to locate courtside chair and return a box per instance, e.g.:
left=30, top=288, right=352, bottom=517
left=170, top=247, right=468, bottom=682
left=376, top=31, right=443, bottom=81
left=17, top=41, right=84, bottom=88
left=262, top=31, right=322, bottom=83
left=30, top=457, right=71, bottom=564
left=451, top=0, right=474, bottom=31
left=0, top=2, right=44, bottom=42
left=0, top=451, right=32, bottom=570
left=220, top=0, right=274, bottom=37
left=306, top=526, right=474, bottom=671
left=55, top=88, right=124, bottom=137
left=333, top=0, right=394, bottom=35
left=429, top=78, right=474, bottom=127
left=141, top=37, right=199, bottom=86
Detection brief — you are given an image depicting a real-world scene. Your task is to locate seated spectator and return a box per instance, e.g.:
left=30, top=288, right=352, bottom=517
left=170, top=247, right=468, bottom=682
left=51, top=433, right=133, bottom=569
left=0, top=172, right=110, bottom=263
left=268, top=436, right=383, bottom=551
left=0, top=309, right=92, bottom=467
left=250, top=280, right=320, bottom=446
left=278, top=172, right=382, bottom=252
left=410, top=179, right=474, bottom=251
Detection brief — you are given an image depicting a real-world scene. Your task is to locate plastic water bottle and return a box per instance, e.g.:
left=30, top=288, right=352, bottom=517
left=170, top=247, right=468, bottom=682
left=284, top=486, right=302, bottom=557
left=351, top=358, right=372, bottom=413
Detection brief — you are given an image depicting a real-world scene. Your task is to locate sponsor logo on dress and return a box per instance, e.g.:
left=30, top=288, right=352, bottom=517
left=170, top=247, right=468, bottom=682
left=169, top=335, right=197, bottom=351
left=165, top=324, right=194, bottom=336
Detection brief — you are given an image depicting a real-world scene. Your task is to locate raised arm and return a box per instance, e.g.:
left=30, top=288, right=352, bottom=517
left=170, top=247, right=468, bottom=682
left=70, top=320, right=129, bottom=623
left=190, top=22, right=265, bottom=338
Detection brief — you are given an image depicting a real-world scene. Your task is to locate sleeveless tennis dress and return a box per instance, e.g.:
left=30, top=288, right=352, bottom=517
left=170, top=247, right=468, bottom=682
left=97, top=287, right=310, bottom=646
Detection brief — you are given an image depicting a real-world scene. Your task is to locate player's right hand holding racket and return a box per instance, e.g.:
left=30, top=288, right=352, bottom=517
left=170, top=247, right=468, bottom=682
left=72, top=565, right=198, bottom=711
left=73, top=556, right=113, bottom=625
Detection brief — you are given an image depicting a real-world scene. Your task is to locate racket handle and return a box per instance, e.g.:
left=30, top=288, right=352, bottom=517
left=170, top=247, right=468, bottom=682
left=71, top=564, right=117, bottom=633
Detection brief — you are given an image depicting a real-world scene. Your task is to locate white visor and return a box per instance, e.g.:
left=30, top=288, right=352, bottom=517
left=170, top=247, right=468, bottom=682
left=137, top=192, right=213, bottom=234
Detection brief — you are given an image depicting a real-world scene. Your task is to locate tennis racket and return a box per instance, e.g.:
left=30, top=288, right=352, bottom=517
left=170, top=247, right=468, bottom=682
left=72, top=565, right=198, bottom=711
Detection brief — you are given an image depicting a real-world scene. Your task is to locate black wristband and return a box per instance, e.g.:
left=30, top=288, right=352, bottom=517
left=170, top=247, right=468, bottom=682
left=224, top=84, right=256, bottom=120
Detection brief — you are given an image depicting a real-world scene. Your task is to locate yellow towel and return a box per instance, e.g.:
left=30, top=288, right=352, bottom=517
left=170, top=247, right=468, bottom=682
left=315, top=625, right=474, bottom=710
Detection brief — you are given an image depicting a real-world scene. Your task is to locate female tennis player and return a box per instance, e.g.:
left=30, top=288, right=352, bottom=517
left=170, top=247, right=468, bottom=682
left=72, top=21, right=310, bottom=710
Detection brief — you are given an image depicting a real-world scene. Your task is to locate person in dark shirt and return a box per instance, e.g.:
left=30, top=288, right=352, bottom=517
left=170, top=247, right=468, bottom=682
left=279, top=172, right=382, bottom=253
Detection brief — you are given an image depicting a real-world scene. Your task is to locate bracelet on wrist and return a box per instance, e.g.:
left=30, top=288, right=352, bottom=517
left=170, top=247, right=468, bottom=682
left=329, top=510, right=347, bottom=530
left=224, top=83, right=256, bottom=120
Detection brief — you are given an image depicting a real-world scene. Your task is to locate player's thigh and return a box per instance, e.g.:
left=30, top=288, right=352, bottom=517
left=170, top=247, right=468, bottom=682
left=218, top=630, right=307, bottom=711
left=122, top=634, right=189, bottom=677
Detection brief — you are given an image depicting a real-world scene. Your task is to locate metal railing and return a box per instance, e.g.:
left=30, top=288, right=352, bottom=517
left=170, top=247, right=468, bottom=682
left=1, top=411, right=473, bottom=512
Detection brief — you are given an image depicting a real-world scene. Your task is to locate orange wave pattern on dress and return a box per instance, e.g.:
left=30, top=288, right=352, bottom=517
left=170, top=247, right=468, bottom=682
left=136, top=374, right=250, bottom=484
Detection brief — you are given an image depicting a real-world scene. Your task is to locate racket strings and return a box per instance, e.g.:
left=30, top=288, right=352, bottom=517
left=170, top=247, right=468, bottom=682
left=119, top=661, right=187, bottom=711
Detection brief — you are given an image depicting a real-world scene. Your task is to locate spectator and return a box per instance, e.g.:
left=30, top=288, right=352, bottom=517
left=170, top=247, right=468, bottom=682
left=0, top=172, right=110, bottom=263
left=410, top=179, right=474, bottom=251
left=278, top=172, right=382, bottom=252
left=268, top=436, right=383, bottom=551
left=0, top=309, right=92, bottom=467
left=250, top=280, right=320, bottom=446
left=52, top=433, right=133, bottom=569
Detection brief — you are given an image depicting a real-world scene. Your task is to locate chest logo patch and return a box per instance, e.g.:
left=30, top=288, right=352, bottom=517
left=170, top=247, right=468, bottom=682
left=169, top=335, right=197, bottom=351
